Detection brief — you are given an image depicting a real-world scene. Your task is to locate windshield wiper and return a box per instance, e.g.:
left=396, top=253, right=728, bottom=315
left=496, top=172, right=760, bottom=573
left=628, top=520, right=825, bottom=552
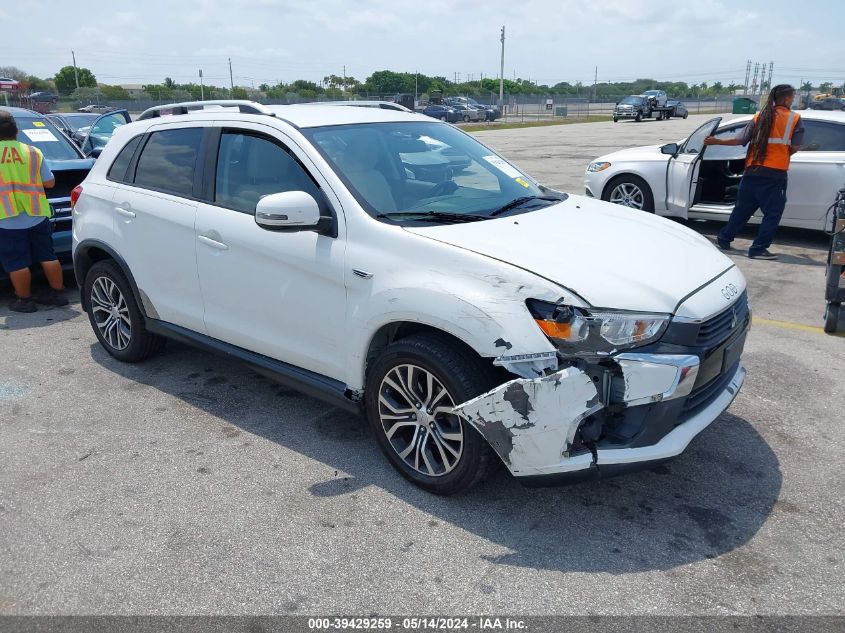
left=486, top=195, right=563, bottom=218
left=375, top=211, right=486, bottom=223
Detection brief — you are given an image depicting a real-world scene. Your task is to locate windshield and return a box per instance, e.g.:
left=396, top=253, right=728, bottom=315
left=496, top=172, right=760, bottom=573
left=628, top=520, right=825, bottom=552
left=61, top=113, right=100, bottom=132
left=619, top=96, right=642, bottom=105
left=14, top=116, right=82, bottom=161
left=303, top=122, right=558, bottom=223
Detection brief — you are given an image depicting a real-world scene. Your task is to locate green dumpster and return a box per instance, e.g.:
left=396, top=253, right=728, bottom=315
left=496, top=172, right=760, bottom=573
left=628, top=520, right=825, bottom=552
left=554, top=106, right=568, bottom=116
left=732, top=97, right=757, bottom=114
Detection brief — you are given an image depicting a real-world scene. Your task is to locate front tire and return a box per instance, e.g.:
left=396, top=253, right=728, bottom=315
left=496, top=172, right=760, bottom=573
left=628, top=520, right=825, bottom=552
left=603, top=174, right=655, bottom=212
left=365, top=334, right=496, bottom=495
left=635, top=111, right=643, bottom=122
left=84, top=260, right=165, bottom=362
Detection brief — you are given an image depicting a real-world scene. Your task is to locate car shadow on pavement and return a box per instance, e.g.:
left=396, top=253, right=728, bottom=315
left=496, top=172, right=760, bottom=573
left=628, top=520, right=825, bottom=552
left=91, top=340, right=782, bottom=575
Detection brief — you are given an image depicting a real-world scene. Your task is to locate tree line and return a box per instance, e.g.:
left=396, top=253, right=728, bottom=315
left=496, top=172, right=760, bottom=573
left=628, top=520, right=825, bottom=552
left=2, top=65, right=843, bottom=103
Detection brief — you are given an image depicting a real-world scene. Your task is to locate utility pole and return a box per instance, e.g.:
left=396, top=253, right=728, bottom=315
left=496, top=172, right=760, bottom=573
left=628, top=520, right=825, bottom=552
left=592, top=66, right=598, bottom=102
left=415, top=70, right=418, bottom=104
left=767, top=61, right=774, bottom=93
left=199, top=69, right=204, bottom=101
left=751, top=62, right=760, bottom=95
left=71, top=50, right=80, bottom=90
left=343, top=65, right=346, bottom=92
left=499, top=25, right=505, bottom=109
left=228, top=57, right=234, bottom=91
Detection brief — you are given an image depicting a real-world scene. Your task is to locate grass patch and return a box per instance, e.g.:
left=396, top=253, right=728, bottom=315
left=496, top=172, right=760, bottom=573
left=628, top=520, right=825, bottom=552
left=462, top=116, right=614, bottom=132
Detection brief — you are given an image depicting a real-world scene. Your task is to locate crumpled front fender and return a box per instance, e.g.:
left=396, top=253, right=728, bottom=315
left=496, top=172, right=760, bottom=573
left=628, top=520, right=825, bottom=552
left=452, top=367, right=603, bottom=476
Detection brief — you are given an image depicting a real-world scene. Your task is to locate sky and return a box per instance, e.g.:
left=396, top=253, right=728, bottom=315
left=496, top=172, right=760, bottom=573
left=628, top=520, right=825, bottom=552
left=1, top=0, right=844, bottom=90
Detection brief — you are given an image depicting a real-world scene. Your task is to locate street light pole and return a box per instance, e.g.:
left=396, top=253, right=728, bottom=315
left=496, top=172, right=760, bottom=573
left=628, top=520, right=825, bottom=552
left=71, top=50, right=80, bottom=90
left=199, top=69, right=204, bottom=101
left=499, top=26, right=505, bottom=109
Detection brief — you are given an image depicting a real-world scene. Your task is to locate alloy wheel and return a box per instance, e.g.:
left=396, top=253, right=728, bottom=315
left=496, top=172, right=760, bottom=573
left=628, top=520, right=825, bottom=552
left=609, top=182, right=645, bottom=209
left=90, top=276, right=132, bottom=350
left=377, top=364, right=463, bottom=477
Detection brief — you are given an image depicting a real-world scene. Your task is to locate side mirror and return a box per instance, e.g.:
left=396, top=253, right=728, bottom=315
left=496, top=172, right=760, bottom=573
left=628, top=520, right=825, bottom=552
left=255, top=191, right=321, bottom=231
left=661, top=143, right=680, bottom=156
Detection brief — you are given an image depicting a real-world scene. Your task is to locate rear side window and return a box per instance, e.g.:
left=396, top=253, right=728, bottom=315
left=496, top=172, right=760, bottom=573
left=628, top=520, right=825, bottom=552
left=801, top=121, right=845, bottom=152
left=134, top=128, right=203, bottom=197
left=107, top=135, right=143, bottom=183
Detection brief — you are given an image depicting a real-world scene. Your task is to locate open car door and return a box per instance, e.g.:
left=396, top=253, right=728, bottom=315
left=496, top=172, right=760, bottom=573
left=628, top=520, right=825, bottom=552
left=80, top=110, right=131, bottom=158
left=665, top=117, right=721, bottom=217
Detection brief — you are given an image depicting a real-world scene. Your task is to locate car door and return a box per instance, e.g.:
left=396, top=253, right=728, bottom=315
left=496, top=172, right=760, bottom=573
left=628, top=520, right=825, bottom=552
left=194, top=123, right=348, bottom=380
left=112, top=123, right=211, bottom=333
left=784, top=119, right=845, bottom=229
left=665, top=117, right=722, bottom=217
left=80, top=110, right=132, bottom=157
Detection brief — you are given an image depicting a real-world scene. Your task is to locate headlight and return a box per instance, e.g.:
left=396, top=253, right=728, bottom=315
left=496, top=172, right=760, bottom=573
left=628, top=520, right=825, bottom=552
left=587, top=162, right=611, bottom=173
left=527, top=299, right=669, bottom=355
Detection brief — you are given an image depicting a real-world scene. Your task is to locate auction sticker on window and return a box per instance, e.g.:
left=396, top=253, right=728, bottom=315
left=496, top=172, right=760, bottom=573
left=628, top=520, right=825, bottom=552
left=481, top=155, right=524, bottom=179
left=22, top=129, right=59, bottom=142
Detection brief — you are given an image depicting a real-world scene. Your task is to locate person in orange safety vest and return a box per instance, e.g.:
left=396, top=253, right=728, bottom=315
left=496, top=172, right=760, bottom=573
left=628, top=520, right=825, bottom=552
left=0, top=110, right=67, bottom=313
left=703, top=84, right=804, bottom=260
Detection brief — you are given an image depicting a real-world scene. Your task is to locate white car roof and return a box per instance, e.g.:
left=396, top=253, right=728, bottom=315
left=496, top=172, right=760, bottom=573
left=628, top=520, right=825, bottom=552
left=135, top=103, right=429, bottom=130
left=722, top=110, right=845, bottom=126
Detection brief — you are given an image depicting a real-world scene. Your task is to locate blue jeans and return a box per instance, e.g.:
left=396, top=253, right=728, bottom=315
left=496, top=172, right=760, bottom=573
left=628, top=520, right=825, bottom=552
left=717, top=174, right=787, bottom=255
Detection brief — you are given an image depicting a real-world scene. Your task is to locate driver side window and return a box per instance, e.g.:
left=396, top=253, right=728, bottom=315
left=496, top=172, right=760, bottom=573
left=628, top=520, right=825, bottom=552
left=214, top=131, right=320, bottom=214
left=683, top=123, right=716, bottom=155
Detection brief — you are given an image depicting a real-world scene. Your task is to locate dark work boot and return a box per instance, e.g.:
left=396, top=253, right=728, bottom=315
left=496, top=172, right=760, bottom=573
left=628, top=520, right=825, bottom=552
left=9, top=296, right=37, bottom=313
left=34, top=287, right=69, bottom=307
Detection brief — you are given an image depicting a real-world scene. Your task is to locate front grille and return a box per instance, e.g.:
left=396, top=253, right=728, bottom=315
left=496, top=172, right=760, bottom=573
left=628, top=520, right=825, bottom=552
left=695, top=292, right=749, bottom=348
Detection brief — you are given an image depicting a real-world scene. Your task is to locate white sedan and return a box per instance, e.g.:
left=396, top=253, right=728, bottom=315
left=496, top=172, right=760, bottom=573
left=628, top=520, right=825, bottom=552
left=584, top=111, right=845, bottom=231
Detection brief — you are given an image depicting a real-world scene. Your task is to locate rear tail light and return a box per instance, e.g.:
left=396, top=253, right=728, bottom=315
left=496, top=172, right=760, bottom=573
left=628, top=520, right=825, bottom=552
left=70, top=185, right=82, bottom=209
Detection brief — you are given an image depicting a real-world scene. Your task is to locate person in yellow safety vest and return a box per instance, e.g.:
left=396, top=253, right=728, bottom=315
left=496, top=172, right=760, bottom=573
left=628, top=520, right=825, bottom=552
left=0, top=110, right=68, bottom=313
left=703, top=84, right=804, bottom=260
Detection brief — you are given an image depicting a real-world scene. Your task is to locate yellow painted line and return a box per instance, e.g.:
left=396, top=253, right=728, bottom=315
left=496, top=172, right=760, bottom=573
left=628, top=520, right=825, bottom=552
left=753, top=316, right=844, bottom=337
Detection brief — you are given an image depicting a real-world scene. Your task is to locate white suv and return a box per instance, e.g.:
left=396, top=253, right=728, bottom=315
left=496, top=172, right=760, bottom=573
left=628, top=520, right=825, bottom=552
left=72, top=100, right=749, bottom=494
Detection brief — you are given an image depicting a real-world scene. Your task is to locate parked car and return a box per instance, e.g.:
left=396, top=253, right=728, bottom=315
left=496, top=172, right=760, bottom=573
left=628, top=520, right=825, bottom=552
left=613, top=95, right=651, bottom=122
left=306, top=100, right=413, bottom=112
left=422, top=104, right=460, bottom=123
left=666, top=100, right=689, bottom=119
left=72, top=100, right=748, bottom=494
left=809, top=97, right=845, bottom=111
left=445, top=97, right=501, bottom=121
left=46, top=112, right=100, bottom=145
left=77, top=104, right=113, bottom=113
left=450, top=104, right=483, bottom=122
left=0, top=107, right=95, bottom=259
left=29, top=92, right=58, bottom=104
left=641, top=90, right=668, bottom=108
left=584, top=111, right=845, bottom=231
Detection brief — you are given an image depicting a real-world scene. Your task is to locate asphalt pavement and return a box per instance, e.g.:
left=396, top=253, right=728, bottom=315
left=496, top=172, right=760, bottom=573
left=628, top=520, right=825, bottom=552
left=0, top=115, right=842, bottom=616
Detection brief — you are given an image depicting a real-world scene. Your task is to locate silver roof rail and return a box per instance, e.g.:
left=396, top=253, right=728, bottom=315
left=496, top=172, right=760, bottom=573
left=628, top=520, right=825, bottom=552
left=137, top=100, right=276, bottom=121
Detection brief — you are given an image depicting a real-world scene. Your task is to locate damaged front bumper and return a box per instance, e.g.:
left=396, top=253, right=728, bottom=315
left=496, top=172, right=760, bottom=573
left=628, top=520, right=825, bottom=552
left=453, top=351, right=746, bottom=480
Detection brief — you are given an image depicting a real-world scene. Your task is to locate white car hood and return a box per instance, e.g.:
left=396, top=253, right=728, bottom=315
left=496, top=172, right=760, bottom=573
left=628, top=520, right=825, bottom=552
left=404, top=195, right=734, bottom=314
left=597, top=144, right=668, bottom=162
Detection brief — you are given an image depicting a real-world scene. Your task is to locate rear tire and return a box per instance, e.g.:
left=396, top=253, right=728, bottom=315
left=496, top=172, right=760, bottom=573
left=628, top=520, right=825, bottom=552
left=683, top=111, right=688, bottom=119
left=824, top=303, right=841, bottom=333
left=84, top=260, right=165, bottom=362
left=365, top=333, right=496, bottom=495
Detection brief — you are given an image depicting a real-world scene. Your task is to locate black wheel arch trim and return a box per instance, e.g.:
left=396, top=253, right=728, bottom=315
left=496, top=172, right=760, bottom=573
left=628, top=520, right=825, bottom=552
left=144, top=319, right=362, bottom=414
left=74, top=239, right=148, bottom=318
